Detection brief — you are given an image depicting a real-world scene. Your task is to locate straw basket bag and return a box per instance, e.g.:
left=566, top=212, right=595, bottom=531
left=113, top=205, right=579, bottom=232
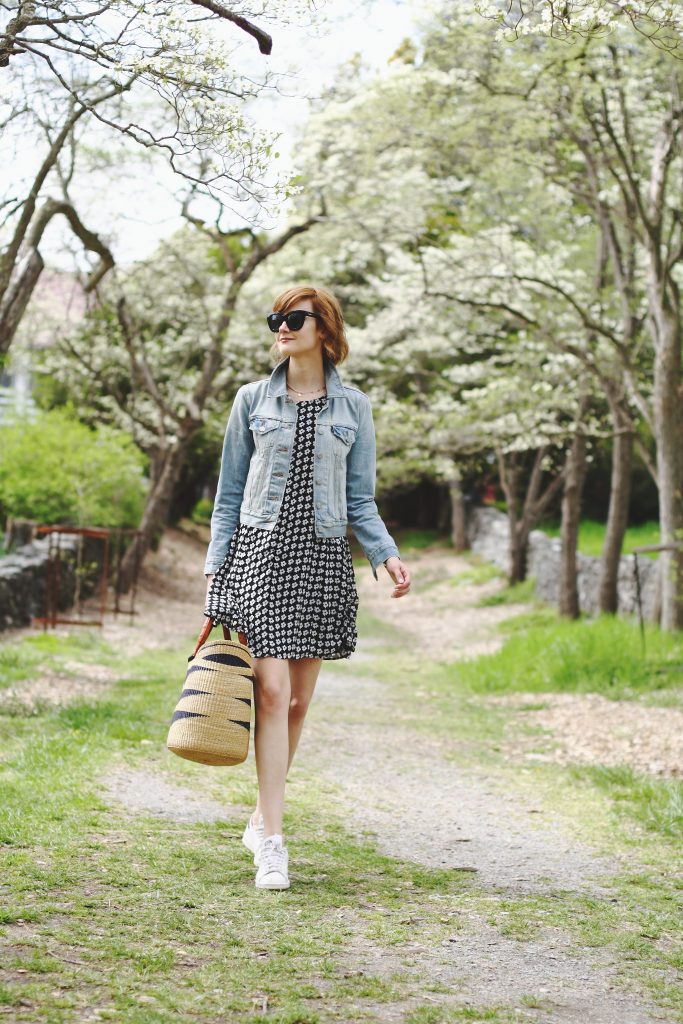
left=166, top=617, right=253, bottom=766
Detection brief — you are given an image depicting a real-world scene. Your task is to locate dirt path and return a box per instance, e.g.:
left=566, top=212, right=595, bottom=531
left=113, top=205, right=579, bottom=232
left=6, top=528, right=678, bottom=1022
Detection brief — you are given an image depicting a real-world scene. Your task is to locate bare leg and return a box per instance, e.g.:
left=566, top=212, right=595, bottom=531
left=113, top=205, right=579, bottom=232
left=286, top=657, right=323, bottom=770
left=252, top=657, right=290, bottom=839
left=253, top=657, right=322, bottom=825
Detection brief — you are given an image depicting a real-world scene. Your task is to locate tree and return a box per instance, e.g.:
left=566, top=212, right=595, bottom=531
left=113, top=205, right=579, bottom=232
left=40, top=211, right=320, bottom=588
left=329, top=10, right=683, bottom=626
left=466, top=5, right=683, bottom=627
left=0, top=0, right=294, bottom=353
left=474, top=0, right=683, bottom=58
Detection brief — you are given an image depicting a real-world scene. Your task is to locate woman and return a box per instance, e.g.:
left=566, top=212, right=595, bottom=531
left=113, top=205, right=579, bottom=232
left=204, top=285, right=411, bottom=891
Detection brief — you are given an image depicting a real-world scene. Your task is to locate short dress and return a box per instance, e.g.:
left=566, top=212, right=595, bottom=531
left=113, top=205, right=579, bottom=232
left=204, top=395, right=359, bottom=660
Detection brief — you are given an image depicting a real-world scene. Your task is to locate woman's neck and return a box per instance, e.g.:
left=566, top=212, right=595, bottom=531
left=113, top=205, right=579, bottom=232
left=286, top=354, right=325, bottom=392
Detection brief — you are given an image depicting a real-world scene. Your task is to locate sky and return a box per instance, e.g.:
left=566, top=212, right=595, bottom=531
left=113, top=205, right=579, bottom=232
left=43, top=0, right=421, bottom=267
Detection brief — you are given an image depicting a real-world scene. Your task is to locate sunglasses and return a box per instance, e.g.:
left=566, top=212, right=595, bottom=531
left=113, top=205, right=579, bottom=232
left=266, top=309, right=321, bottom=333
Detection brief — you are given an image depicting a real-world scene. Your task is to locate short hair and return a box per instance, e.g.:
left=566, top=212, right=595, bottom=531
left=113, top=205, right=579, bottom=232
left=270, top=285, right=349, bottom=365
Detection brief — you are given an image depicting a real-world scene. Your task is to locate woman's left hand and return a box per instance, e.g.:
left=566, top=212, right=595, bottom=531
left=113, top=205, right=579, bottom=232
left=384, top=556, right=411, bottom=598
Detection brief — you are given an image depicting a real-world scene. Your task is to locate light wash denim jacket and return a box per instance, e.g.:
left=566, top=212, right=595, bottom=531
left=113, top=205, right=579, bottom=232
left=204, top=358, right=399, bottom=579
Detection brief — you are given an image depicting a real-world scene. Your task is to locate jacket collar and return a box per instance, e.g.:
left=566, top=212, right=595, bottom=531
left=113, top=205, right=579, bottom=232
left=267, top=356, right=345, bottom=398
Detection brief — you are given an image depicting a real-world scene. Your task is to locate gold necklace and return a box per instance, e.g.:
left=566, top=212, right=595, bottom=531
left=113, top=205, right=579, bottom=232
left=286, top=378, right=326, bottom=396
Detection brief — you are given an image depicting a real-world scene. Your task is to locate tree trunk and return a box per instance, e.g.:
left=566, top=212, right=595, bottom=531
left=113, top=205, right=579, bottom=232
left=559, top=426, right=588, bottom=618
left=496, top=449, right=525, bottom=584
left=448, top=470, right=468, bottom=552
left=0, top=250, right=44, bottom=353
left=509, top=520, right=530, bottom=584
left=599, top=401, right=633, bottom=614
left=118, top=433, right=195, bottom=592
left=497, top=447, right=566, bottom=586
left=652, top=310, right=683, bottom=630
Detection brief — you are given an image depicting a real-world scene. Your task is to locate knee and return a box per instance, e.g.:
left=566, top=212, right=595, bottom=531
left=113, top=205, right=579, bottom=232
left=253, top=663, right=290, bottom=712
left=255, top=679, right=289, bottom=716
left=288, top=695, right=311, bottom=723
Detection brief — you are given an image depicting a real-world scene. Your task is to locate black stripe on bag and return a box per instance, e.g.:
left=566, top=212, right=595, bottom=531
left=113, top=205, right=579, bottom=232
left=179, top=687, right=213, bottom=699
left=186, top=664, right=219, bottom=676
left=171, top=710, right=208, bottom=722
left=235, top=696, right=251, bottom=705
left=203, top=653, right=251, bottom=668
left=229, top=718, right=251, bottom=731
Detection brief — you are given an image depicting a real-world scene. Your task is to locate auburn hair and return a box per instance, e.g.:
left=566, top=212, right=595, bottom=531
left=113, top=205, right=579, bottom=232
left=270, top=285, right=349, bottom=365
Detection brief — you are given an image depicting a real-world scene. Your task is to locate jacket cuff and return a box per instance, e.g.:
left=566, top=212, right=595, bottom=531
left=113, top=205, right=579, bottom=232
left=369, top=544, right=400, bottom=581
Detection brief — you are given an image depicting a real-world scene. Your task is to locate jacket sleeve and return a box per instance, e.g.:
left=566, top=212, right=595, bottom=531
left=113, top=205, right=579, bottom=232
left=345, top=394, right=400, bottom=580
left=204, top=385, right=254, bottom=574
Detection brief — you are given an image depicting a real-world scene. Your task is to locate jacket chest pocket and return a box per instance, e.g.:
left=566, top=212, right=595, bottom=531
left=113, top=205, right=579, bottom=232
left=330, top=423, right=357, bottom=458
left=249, top=416, right=281, bottom=451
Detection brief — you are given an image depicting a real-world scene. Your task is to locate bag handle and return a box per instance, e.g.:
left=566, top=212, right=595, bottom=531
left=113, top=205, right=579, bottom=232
left=192, top=616, right=248, bottom=659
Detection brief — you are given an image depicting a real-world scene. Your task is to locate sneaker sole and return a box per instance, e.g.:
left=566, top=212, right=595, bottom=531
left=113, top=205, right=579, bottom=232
left=255, top=877, right=290, bottom=890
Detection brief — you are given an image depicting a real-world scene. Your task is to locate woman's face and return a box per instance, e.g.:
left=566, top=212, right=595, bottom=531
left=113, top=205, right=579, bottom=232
left=274, top=299, right=323, bottom=360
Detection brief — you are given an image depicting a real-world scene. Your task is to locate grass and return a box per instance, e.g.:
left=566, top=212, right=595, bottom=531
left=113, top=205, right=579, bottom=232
left=450, top=559, right=504, bottom=587
left=1, top=562, right=682, bottom=1022
left=475, top=578, right=536, bottom=606
left=537, top=518, right=661, bottom=559
left=391, top=527, right=446, bottom=551
left=569, top=764, right=683, bottom=838
left=0, top=629, right=480, bottom=1024
left=445, top=612, right=683, bottom=701
left=0, top=630, right=122, bottom=690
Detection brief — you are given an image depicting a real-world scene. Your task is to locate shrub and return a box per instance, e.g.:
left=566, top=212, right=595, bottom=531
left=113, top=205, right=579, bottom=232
left=190, top=497, right=213, bottom=525
left=0, top=408, right=148, bottom=528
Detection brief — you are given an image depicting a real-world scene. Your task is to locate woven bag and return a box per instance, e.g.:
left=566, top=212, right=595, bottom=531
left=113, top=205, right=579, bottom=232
left=166, top=617, right=253, bottom=766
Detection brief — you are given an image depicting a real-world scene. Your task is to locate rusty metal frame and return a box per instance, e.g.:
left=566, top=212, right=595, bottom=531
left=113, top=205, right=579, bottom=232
left=32, top=525, right=144, bottom=630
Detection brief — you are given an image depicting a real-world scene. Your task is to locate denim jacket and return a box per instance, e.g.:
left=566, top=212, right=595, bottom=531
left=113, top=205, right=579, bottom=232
left=204, top=358, right=399, bottom=579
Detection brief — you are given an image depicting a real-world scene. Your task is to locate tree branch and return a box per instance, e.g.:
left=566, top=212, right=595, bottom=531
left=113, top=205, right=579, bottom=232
left=189, top=0, right=272, bottom=54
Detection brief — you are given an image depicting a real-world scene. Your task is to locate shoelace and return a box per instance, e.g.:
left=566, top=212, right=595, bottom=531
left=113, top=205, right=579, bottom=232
left=259, top=841, right=287, bottom=875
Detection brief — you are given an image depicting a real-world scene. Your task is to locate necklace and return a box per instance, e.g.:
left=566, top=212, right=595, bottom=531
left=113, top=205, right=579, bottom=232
left=286, top=378, right=326, bottom=396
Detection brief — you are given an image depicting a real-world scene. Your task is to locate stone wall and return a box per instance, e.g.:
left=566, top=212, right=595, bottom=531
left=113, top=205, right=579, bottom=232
left=0, top=533, right=105, bottom=632
left=467, top=507, right=660, bottom=621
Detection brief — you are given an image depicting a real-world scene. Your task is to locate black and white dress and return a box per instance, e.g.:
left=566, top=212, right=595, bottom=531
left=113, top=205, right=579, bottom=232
left=204, top=395, right=358, bottom=660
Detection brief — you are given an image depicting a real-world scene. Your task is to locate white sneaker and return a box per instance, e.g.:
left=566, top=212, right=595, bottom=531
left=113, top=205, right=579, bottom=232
left=242, top=813, right=265, bottom=866
left=255, top=834, right=289, bottom=890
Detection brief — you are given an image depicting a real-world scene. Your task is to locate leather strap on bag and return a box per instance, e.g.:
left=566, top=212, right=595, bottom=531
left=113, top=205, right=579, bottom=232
left=192, top=616, right=248, bottom=658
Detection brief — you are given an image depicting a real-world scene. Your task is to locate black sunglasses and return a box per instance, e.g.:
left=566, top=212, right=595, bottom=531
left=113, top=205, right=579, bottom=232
left=266, top=309, right=321, bottom=333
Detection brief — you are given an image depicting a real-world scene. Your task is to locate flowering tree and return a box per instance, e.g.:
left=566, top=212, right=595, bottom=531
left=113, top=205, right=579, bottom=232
left=474, top=0, right=683, bottom=57
left=40, top=212, right=319, bottom=587
left=254, top=33, right=608, bottom=596
left=280, top=8, right=683, bottom=626
left=0, top=0, right=305, bottom=352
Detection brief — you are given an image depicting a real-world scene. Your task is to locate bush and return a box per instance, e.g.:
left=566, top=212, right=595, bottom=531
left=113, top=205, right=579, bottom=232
left=190, top=497, right=213, bottom=525
left=0, top=408, right=148, bottom=528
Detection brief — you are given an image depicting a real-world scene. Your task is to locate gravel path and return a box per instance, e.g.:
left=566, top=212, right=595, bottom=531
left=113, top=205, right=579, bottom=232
left=300, top=661, right=672, bottom=1023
